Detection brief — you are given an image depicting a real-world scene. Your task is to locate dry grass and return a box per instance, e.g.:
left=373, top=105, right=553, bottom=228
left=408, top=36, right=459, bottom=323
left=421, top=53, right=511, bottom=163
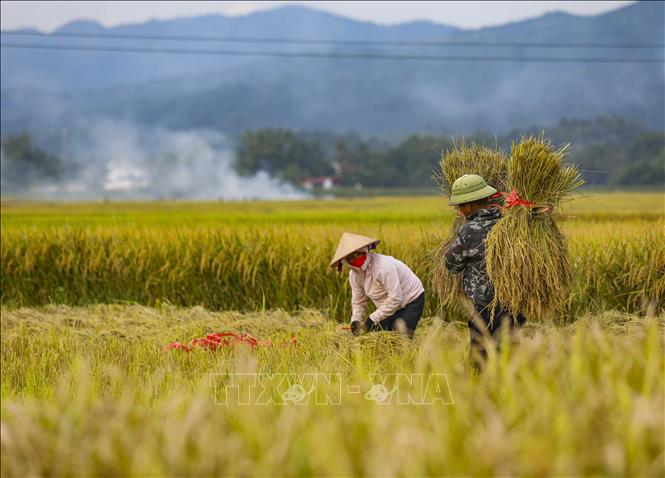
left=1, top=305, right=663, bottom=477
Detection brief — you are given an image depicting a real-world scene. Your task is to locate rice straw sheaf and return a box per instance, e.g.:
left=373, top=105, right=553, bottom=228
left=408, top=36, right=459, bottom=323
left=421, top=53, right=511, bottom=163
left=429, top=142, right=508, bottom=314
left=485, top=135, right=585, bottom=321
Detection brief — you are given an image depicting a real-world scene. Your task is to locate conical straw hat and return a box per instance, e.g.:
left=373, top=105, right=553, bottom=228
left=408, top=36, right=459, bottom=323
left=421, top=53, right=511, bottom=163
left=330, top=232, right=380, bottom=267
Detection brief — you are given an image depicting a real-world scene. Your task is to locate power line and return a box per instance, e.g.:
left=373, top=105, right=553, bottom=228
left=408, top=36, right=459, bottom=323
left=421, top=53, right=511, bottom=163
left=2, top=42, right=664, bottom=63
left=2, top=30, right=664, bottom=49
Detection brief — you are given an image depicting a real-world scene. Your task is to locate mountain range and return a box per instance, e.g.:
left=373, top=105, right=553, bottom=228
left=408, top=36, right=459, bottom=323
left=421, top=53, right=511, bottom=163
left=1, top=2, right=663, bottom=140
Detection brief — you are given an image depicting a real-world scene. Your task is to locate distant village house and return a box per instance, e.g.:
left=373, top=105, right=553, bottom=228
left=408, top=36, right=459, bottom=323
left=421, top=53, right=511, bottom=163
left=302, top=176, right=339, bottom=191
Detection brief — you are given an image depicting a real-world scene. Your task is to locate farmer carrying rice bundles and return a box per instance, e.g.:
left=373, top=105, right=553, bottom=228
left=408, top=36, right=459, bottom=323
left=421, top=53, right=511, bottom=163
left=442, top=135, right=584, bottom=370
left=444, top=174, right=526, bottom=370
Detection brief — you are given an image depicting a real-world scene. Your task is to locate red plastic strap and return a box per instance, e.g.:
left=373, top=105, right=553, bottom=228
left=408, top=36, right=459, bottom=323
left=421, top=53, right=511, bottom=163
left=490, top=191, right=506, bottom=200
left=504, top=189, right=536, bottom=209
left=167, top=331, right=296, bottom=352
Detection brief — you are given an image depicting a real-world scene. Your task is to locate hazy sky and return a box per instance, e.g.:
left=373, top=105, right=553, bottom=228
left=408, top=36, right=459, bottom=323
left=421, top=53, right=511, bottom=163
left=1, top=1, right=635, bottom=32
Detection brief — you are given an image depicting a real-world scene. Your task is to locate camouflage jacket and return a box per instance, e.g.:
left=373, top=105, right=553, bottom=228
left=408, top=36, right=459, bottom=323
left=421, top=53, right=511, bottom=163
left=444, top=207, right=502, bottom=308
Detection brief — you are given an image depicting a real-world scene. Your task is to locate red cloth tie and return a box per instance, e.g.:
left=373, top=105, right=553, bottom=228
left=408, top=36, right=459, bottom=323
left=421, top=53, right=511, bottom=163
left=167, top=332, right=296, bottom=352
left=504, top=189, right=536, bottom=209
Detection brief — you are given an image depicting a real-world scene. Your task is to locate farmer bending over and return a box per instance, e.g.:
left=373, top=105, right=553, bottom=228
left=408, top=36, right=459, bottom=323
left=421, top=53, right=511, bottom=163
left=444, top=174, right=526, bottom=371
left=330, top=233, right=425, bottom=338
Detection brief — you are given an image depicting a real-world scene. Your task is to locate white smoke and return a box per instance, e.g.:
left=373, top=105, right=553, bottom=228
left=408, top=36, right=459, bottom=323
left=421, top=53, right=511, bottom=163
left=104, top=159, right=149, bottom=191
left=5, top=119, right=308, bottom=201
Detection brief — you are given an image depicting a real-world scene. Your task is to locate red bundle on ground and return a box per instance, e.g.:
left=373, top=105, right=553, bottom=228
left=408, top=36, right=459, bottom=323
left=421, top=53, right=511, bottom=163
left=167, top=332, right=296, bottom=352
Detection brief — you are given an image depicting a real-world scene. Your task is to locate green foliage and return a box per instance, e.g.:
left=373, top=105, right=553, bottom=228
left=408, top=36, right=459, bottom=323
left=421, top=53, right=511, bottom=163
left=0, top=133, right=66, bottom=190
left=234, top=119, right=664, bottom=189
left=504, top=116, right=648, bottom=149
left=612, top=134, right=665, bottom=186
left=1, top=118, right=661, bottom=194
left=613, top=157, right=665, bottom=186
left=236, top=129, right=332, bottom=184
left=571, top=132, right=665, bottom=186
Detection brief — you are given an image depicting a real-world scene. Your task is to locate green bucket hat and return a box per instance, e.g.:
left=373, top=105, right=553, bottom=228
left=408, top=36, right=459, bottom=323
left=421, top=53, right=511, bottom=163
left=449, top=174, right=497, bottom=206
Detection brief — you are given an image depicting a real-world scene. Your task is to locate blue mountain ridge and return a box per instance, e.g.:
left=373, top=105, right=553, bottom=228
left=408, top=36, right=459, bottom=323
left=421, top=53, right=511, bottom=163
left=1, top=2, right=663, bottom=136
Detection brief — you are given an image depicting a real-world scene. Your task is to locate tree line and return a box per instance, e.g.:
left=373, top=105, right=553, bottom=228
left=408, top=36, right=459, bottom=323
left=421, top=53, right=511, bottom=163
left=236, top=117, right=665, bottom=188
left=2, top=117, right=663, bottom=194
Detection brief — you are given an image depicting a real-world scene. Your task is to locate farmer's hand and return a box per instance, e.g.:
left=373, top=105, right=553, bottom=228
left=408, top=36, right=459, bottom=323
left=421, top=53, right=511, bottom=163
left=350, top=320, right=361, bottom=336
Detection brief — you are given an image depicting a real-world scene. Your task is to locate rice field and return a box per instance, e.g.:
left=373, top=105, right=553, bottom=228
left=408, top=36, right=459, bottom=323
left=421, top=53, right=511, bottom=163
left=1, top=192, right=664, bottom=476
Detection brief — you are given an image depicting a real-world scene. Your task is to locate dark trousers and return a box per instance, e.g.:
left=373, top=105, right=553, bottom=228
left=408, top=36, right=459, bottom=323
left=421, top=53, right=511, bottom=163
left=468, top=302, right=526, bottom=371
left=364, top=292, right=425, bottom=338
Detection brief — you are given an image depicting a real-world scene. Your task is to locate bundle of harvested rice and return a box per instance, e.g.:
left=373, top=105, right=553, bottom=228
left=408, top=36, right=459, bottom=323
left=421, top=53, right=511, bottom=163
left=429, top=142, right=508, bottom=312
left=485, top=135, right=584, bottom=320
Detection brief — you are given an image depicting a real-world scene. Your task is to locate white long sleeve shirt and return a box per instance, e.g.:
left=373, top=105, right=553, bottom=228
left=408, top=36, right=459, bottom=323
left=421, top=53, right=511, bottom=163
left=349, top=253, right=425, bottom=323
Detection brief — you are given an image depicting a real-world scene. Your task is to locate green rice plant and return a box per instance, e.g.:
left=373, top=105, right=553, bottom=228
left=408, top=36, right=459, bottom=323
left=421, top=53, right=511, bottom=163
left=429, top=142, right=508, bottom=314
left=2, top=222, right=664, bottom=319
left=1, top=196, right=663, bottom=320
left=569, top=229, right=665, bottom=314
left=2, top=193, right=663, bottom=229
left=486, top=136, right=585, bottom=320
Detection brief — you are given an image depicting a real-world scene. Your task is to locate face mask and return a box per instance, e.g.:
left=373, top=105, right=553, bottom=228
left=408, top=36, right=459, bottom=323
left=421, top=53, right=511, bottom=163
left=347, top=253, right=367, bottom=268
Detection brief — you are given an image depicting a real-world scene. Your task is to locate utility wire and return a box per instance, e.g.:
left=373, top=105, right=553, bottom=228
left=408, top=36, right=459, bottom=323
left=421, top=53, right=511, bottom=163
left=2, top=42, right=664, bottom=63
left=2, top=30, right=664, bottom=49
